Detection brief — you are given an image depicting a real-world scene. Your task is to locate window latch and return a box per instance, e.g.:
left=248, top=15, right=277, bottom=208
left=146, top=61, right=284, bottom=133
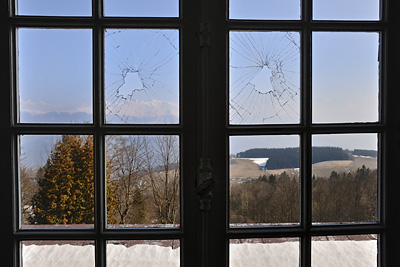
left=197, top=158, right=215, bottom=210
left=198, top=22, right=211, bottom=47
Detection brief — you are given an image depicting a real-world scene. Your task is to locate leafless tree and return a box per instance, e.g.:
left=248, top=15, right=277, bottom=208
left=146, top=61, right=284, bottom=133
left=144, top=135, right=180, bottom=224
left=106, top=135, right=147, bottom=224
left=20, top=163, right=39, bottom=225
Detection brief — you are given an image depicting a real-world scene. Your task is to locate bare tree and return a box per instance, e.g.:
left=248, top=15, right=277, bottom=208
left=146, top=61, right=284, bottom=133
left=144, top=135, right=180, bottom=224
left=107, top=136, right=147, bottom=224
left=20, top=163, right=39, bottom=225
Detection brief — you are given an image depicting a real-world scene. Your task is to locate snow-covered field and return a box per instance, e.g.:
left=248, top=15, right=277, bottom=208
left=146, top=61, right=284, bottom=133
left=22, top=239, right=377, bottom=267
left=241, top=157, right=269, bottom=169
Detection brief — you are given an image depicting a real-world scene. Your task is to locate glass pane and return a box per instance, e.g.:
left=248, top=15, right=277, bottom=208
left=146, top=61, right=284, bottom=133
left=312, top=32, right=379, bottom=123
left=104, top=0, right=179, bottom=17
left=18, top=29, right=92, bottom=123
left=107, top=240, right=180, bottom=266
left=229, top=31, right=300, bottom=124
left=105, top=29, right=179, bottom=124
left=106, top=135, right=180, bottom=228
left=313, top=0, right=379, bottom=21
left=312, top=235, right=378, bottom=267
left=16, top=0, right=91, bottom=16
left=230, top=135, right=300, bottom=226
left=19, top=135, right=94, bottom=229
left=229, top=0, right=300, bottom=20
left=230, top=238, right=299, bottom=266
left=22, top=240, right=95, bottom=267
left=312, top=134, right=378, bottom=224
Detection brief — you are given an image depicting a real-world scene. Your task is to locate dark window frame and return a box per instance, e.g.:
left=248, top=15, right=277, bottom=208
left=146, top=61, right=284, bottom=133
left=1, top=0, right=400, bottom=266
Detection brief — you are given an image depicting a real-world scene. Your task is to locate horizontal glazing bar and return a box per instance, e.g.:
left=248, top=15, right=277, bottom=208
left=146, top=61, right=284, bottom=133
left=227, top=224, right=384, bottom=238
left=9, top=18, right=183, bottom=29
left=11, top=125, right=183, bottom=134
left=228, top=124, right=385, bottom=135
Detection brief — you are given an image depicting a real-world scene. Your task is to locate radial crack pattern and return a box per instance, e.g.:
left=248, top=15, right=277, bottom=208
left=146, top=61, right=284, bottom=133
left=230, top=32, right=300, bottom=124
left=105, top=29, right=179, bottom=124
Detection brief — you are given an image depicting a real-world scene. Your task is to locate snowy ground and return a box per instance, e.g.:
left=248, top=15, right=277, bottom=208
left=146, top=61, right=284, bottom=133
left=22, top=239, right=377, bottom=267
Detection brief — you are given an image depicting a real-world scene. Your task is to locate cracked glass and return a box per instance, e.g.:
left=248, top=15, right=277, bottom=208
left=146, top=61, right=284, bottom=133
left=105, top=29, right=179, bottom=124
left=229, top=31, right=300, bottom=125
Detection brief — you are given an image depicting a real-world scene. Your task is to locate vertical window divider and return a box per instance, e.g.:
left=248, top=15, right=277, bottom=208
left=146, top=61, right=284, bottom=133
left=301, top=0, right=313, bottom=266
left=93, top=1, right=106, bottom=266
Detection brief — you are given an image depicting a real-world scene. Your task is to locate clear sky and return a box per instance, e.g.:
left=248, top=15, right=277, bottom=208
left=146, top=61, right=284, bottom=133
left=16, top=0, right=381, bottom=165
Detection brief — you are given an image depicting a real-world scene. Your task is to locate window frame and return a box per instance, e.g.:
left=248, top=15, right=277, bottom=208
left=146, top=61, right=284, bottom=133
left=204, top=0, right=398, bottom=266
left=3, top=0, right=200, bottom=266
left=2, top=0, right=400, bottom=266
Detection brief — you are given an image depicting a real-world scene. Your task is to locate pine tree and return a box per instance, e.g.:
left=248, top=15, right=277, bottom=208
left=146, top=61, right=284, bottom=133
left=29, top=135, right=117, bottom=225
left=130, top=186, right=146, bottom=224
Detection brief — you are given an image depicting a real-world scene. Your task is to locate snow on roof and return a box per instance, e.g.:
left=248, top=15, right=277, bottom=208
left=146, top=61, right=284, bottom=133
left=22, top=239, right=377, bottom=267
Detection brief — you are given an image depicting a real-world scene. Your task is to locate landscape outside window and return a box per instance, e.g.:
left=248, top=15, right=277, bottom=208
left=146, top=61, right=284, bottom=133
left=12, top=0, right=385, bottom=266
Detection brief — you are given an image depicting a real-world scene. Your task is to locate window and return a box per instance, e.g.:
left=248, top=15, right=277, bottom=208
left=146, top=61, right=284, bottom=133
left=2, top=0, right=400, bottom=266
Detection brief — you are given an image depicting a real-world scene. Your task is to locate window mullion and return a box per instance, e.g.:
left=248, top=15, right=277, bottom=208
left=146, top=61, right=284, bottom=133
left=300, top=0, right=313, bottom=266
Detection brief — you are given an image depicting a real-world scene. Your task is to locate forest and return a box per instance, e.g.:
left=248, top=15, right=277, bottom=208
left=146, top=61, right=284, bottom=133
left=236, top=146, right=377, bottom=170
left=230, top=165, right=377, bottom=224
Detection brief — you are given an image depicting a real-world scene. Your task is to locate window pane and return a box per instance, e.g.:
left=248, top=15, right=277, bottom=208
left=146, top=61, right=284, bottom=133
left=313, top=0, right=379, bottom=21
left=229, top=0, right=300, bottom=20
left=105, top=29, right=179, bottom=124
left=106, top=135, right=180, bottom=228
left=230, top=238, right=299, bottom=266
left=230, top=135, right=300, bottom=226
left=22, top=240, right=95, bottom=267
left=18, top=29, right=92, bottom=123
left=107, top=240, right=180, bottom=266
left=312, top=32, right=379, bottom=123
left=229, top=31, right=300, bottom=124
left=19, top=135, right=94, bottom=229
left=312, top=235, right=378, bottom=267
left=16, top=0, right=91, bottom=16
left=104, top=0, right=179, bottom=17
left=312, top=134, right=378, bottom=224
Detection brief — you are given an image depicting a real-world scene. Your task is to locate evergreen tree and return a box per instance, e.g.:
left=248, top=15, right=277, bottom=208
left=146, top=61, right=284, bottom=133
left=130, top=186, right=146, bottom=224
left=29, top=135, right=117, bottom=225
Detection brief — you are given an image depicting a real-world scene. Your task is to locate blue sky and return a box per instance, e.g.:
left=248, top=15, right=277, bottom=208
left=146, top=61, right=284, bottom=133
left=16, top=0, right=381, bottom=165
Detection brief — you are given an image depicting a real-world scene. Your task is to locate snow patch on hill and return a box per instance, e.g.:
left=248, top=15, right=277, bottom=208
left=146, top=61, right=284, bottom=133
left=239, top=157, right=269, bottom=169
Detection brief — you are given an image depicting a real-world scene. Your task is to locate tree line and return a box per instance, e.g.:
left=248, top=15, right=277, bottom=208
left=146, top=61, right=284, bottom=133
left=22, top=135, right=180, bottom=226
left=236, top=147, right=354, bottom=170
left=230, top=165, right=377, bottom=224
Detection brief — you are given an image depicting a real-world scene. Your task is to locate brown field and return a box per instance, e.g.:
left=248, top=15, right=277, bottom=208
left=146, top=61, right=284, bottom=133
left=230, top=156, right=377, bottom=180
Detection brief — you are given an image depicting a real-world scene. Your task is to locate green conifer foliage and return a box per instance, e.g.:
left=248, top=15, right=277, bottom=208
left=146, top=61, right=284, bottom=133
left=30, top=135, right=117, bottom=225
